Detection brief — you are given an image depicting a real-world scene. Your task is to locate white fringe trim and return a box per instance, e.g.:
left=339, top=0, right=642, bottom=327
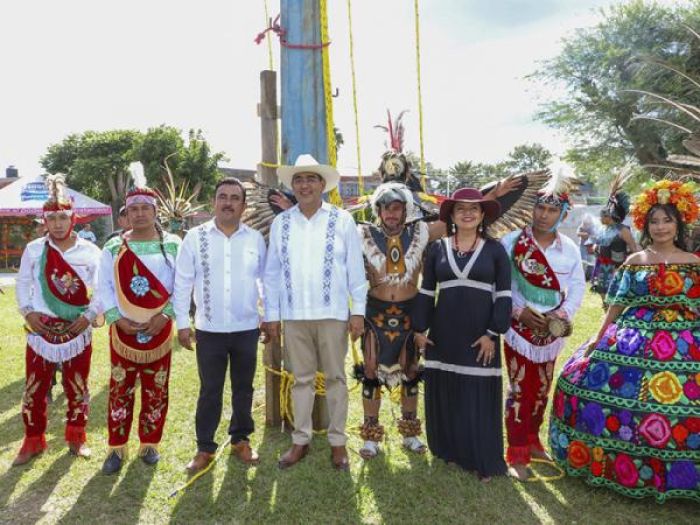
left=504, top=328, right=564, bottom=364
left=361, top=222, right=428, bottom=287
left=27, top=328, right=91, bottom=363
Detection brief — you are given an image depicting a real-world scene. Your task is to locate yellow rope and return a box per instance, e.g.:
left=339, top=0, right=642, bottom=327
left=263, top=0, right=274, bottom=71
left=259, top=160, right=281, bottom=169
left=525, top=458, right=566, bottom=482
left=168, top=435, right=232, bottom=498
left=265, top=365, right=327, bottom=431
left=413, top=0, right=427, bottom=188
left=319, top=0, right=343, bottom=207
left=345, top=0, right=363, bottom=195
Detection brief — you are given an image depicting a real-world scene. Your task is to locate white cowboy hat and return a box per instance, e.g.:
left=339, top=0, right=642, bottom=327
left=277, top=154, right=340, bottom=192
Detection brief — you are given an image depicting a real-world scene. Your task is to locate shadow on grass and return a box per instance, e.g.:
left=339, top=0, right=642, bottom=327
left=516, top=463, right=700, bottom=523
left=0, top=386, right=109, bottom=450
left=2, top=450, right=73, bottom=523
left=357, top=442, right=546, bottom=525
left=58, top=458, right=156, bottom=524
left=0, top=378, right=25, bottom=415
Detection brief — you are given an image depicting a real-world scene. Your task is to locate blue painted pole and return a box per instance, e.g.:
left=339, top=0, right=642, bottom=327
left=280, top=0, right=329, bottom=165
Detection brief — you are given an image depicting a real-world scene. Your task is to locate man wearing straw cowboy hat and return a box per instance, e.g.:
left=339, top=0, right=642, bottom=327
left=263, top=154, right=367, bottom=471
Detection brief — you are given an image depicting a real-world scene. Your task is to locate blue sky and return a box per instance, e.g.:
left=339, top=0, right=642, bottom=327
left=0, top=1, right=680, bottom=180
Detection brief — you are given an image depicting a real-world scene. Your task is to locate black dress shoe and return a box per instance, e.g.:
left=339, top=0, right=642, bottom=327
left=102, top=451, right=123, bottom=475
left=140, top=446, right=160, bottom=466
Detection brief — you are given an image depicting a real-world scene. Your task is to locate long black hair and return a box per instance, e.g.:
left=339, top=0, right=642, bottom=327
left=640, top=203, right=688, bottom=251
left=154, top=221, right=173, bottom=268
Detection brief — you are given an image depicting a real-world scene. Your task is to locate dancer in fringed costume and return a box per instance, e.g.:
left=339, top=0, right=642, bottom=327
left=355, top=181, right=430, bottom=459
left=500, top=167, right=586, bottom=480
left=14, top=175, right=102, bottom=465
left=99, top=186, right=181, bottom=474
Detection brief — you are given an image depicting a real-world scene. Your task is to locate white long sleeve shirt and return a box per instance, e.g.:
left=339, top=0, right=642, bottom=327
left=16, top=236, right=102, bottom=320
left=501, top=228, right=586, bottom=362
left=264, top=202, right=367, bottom=322
left=173, top=221, right=266, bottom=332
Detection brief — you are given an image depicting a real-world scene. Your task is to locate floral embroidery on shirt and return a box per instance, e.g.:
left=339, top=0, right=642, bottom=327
left=198, top=226, right=213, bottom=323
left=281, top=212, right=293, bottom=308
left=322, top=207, right=339, bottom=306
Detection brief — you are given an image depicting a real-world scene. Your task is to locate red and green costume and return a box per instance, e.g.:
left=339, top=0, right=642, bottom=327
left=505, top=228, right=564, bottom=466
left=106, top=240, right=175, bottom=454
left=20, top=241, right=97, bottom=455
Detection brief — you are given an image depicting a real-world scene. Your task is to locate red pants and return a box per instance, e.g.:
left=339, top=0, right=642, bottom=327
left=504, top=343, right=556, bottom=465
left=20, top=345, right=92, bottom=454
left=107, top=346, right=171, bottom=449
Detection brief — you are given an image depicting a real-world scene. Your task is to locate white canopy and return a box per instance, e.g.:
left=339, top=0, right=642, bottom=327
left=0, top=176, right=112, bottom=217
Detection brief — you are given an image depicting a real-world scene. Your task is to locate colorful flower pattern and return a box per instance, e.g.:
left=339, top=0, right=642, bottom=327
left=550, top=264, right=700, bottom=502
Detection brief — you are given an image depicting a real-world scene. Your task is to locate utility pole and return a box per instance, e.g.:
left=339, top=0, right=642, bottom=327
left=258, top=70, right=281, bottom=427
left=279, top=0, right=331, bottom=431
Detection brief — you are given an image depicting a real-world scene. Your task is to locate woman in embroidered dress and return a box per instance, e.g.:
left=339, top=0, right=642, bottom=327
left=550, top=180, right=700, bottom=502
left=413, top=188, right=512, bottom=481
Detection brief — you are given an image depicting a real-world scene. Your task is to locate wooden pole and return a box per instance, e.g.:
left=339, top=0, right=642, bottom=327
left=280, top=0, right=330, bottom=432
left=258, top=70, right=282, bottom=427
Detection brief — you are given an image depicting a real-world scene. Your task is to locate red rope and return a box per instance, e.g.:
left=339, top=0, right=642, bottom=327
left=254, top=14, right=331, bottom=50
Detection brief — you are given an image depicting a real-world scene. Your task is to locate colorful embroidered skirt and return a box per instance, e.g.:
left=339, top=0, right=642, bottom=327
left=549, top=305, right=700, bottom=502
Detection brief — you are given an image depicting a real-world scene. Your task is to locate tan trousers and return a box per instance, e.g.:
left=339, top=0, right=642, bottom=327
left=283, top=319, right=348, bottom=447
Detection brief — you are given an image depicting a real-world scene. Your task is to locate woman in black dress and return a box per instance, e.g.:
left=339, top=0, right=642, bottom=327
left=414, top=187, right=512, bottom=481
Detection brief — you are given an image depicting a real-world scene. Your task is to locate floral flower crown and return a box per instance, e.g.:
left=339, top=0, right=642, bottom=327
left=630, top=180, right=699, bottom=230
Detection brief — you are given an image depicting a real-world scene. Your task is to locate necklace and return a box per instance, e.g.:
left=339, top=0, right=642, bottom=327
left=453, top=235, right=478, bottom=258
left=645, top=246, right=679, bottom=263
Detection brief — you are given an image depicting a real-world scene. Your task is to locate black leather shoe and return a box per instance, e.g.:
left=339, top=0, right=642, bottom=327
left=101, top=451, right=123, bottom=475
left=140, top=446, right=160, bottom=466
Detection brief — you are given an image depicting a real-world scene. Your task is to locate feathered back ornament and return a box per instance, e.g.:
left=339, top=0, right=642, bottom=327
left=604, top=168, right=632, bottom=222
left=630, top=179, right=699, bottom=230
left=537, top=162, right=577, bottom=208
left=43, top=174, right=73, bottom=214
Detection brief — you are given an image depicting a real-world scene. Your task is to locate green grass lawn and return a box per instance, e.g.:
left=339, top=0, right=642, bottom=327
left=0, top=288, right=697, bottom=524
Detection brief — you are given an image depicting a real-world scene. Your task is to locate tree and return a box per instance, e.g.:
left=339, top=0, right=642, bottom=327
left=430, top=143, right=552, bottom=194
left=137, top=126, right=226, bottom=202
left=504, top=143, right=552, bottom=173
left=41, top=127, right=226, bottom=221
left=531, top=0, right=700, bottom=187
left=41, top=130, right=140, bottom=221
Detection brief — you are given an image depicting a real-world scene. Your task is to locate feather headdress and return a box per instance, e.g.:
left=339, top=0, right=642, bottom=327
left=43, top=174, right=73, bottom=215
left=536, top=162, right=578, bottom=208
left=604, top=167, right=633, bottom=222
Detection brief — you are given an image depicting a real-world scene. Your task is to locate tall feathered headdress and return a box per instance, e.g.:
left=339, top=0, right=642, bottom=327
left=43, top=174, right=73, bottom=215
left=374, top=110, right=422, bottom=192
left=125, top=161, right=158, bottom=208
left=536, top=162, right=578, bottom=208
left=604, top=167, right=632, bottom=222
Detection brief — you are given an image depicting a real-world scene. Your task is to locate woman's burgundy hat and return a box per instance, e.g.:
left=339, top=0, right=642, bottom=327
left=439, top=187, right=501, bottom=223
